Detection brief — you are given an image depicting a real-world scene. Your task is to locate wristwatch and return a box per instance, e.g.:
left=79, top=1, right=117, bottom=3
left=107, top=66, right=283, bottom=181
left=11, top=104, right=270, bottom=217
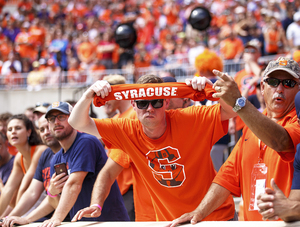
left=232, top=96, right=246, bottom=112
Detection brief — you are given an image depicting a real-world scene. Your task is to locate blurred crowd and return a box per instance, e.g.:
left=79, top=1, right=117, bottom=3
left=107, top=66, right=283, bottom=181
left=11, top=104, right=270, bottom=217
left=0, top=0, right=300, bottom=88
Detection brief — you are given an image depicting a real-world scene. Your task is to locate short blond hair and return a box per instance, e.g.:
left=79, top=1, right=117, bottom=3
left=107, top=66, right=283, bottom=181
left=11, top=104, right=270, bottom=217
left=103, top=74, right=126, bottom=85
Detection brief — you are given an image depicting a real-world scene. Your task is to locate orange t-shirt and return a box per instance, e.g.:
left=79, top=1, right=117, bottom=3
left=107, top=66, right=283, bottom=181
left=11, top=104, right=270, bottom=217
left=15, top=32, right=36, bottom=60
left=0, top=42, right=11, bottom=61
left=220, top=38, right=244, bottom=60
left=109, top=107, right=135, bottom=195
left=94, top=105, right=235, bottom=221
left=265, top=29, right=279, bottom=54
left=77, top=42, right=95, bottom=63
left=108, top=107, right=156, bottom=221
left=29, top=26, right=46, bottom=47
left=214, top=108, right=300, bottom=221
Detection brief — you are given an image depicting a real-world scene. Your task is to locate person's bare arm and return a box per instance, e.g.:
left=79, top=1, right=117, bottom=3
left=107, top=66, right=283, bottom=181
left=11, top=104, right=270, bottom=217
left=72, top=158, right=124, bottom=221
left=3, top=196, right=55, bottom=227
left=167, top=183, right=231, bottom=227
left=16, top=145, right=47, bottom=203
left=8, top=179, right=44, bottom=217
left=0, top=154, right=24, bottom=218
left=212, top=71, right=295, bottom=152
left=69, top=80, right=112, bottom=137
left=39, top=171, right=88, bottom=227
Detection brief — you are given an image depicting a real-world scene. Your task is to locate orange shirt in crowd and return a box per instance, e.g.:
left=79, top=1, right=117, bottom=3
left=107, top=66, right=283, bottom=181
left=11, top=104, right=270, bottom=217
left=0, top=41, right=11, bottom=61
left=77, top=42, right=95, bottom=63
left=265, top=29, right=279, bottom=54
left=15, top=31, right=37, bottom=61
left=214, top=108, right=300, bottom=221
left=134, top=52, right=151, bottom=68
left=18, top=1, right=32, bottom=11
left=29, top=25, right=46, bottom=47
left=94, top=105, right=235, bottom=221
left=220, top=37, right=244, bottom=60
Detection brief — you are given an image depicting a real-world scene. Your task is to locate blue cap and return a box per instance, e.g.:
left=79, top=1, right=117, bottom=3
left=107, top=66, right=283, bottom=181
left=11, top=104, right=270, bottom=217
left=295, top=91, right=300, bottom=119
left=162, top=77, right=177, bottom=82
left=45, top=102, right=73, bottom=118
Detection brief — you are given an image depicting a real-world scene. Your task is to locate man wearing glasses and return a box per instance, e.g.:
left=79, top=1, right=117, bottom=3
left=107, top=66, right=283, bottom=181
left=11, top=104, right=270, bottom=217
left=36, top=102, right=129, bottom=227
left=169, top=57, right=300, bottom=226
left=69, top=73, right=237, bottom=222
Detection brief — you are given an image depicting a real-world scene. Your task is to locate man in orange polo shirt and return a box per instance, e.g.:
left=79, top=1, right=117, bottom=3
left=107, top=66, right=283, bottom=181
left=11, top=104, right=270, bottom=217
left=170, top=57, right=300, bottom=225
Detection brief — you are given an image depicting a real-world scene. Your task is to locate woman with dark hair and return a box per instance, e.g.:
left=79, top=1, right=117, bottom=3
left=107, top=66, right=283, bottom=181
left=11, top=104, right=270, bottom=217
left=0, top=114, right=47, bottom=218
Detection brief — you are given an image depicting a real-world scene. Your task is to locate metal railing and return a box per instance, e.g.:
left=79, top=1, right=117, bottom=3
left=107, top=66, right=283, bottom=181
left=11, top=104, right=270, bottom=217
left=0, top=53, right=283, bottom=91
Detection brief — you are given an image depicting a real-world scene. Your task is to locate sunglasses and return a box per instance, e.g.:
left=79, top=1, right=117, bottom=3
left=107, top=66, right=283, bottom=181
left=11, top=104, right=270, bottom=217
left=244, top=48, right=257, bottom=53
left=135, top=99, right=164, bottom=109
left=263, top=78, right=298, bottom=88
left=36, top=102, right=50, bottom=108
left=47, top=114, right=68, bottom=124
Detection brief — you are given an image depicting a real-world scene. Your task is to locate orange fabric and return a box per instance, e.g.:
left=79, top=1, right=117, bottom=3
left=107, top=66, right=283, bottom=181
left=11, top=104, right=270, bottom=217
left=15, top=32, right=36, bottom=60
left=29, top=26, right=46, bottom=47
left=108, top=107, right=135, bottom=195
left=234, top=69, right=257, bottom=131
left=108, top=107, right=156, bottom=221
left=94, top=105, right=235, bottom=221
left=112, top=45, right=119, bottom=64
left=0, top=42, right=11, bottom=61
left=265, top=29, right=279, bottom=54
left=220, top=37, right=244, bottom=60
left=8, top=144, right=18, bottom=156
left=93, top=83, right=219, bottom=107
left=20, top=145, right=36, bottom=174
left=164, top=4, right=179, bottom=25
left=134, top=52, right=152, bottom=68
left=4, top=72, right=23, bottom=86
left=18, top=1, right=32, bottom=11
left=99, top=9, right=112, bottom=23
left=77, top=42, right=95, bottom=63
left=214, top=108, right=300, bottom=221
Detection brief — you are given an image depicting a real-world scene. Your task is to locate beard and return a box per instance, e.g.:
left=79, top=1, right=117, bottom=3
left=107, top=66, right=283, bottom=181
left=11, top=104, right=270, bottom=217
left=54, top=126, right=73, bottom=141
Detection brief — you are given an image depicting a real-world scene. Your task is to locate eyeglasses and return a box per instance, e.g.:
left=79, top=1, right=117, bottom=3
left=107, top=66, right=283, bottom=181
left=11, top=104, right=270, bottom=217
left=47, top=114, right=68, bottom=123
left=244, top=48, right=257, bottom=53
left=135, top=99, right=164, bottom=109
left=263, top=78, right=298, bottom=88
left=36, top=102, right=50, bottom=108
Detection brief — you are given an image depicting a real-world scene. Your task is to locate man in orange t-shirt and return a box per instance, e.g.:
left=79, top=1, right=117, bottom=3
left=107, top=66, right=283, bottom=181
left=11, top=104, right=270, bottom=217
left=15, top=22, right=36, bottom=61
left=220, top=30, right=244, bottom=60
left=101, top=74, right=155, bottom=221
left=69, top=73, right=237, bottom=222
left=170, top=57, right=300, bottom=225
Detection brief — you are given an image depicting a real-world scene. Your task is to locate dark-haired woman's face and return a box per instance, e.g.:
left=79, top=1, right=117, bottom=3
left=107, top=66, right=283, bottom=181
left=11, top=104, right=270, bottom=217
left=7, top=119, right=31, bottom=146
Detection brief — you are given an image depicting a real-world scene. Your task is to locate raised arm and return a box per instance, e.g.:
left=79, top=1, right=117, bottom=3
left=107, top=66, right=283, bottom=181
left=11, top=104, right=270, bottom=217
left=69, top=80, right=112, bottom=138
left=212, top=71, right=295, bottom=152
left=186, top=74, right=237, bottom=121
left=71, top=158, right=124, bottom=221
